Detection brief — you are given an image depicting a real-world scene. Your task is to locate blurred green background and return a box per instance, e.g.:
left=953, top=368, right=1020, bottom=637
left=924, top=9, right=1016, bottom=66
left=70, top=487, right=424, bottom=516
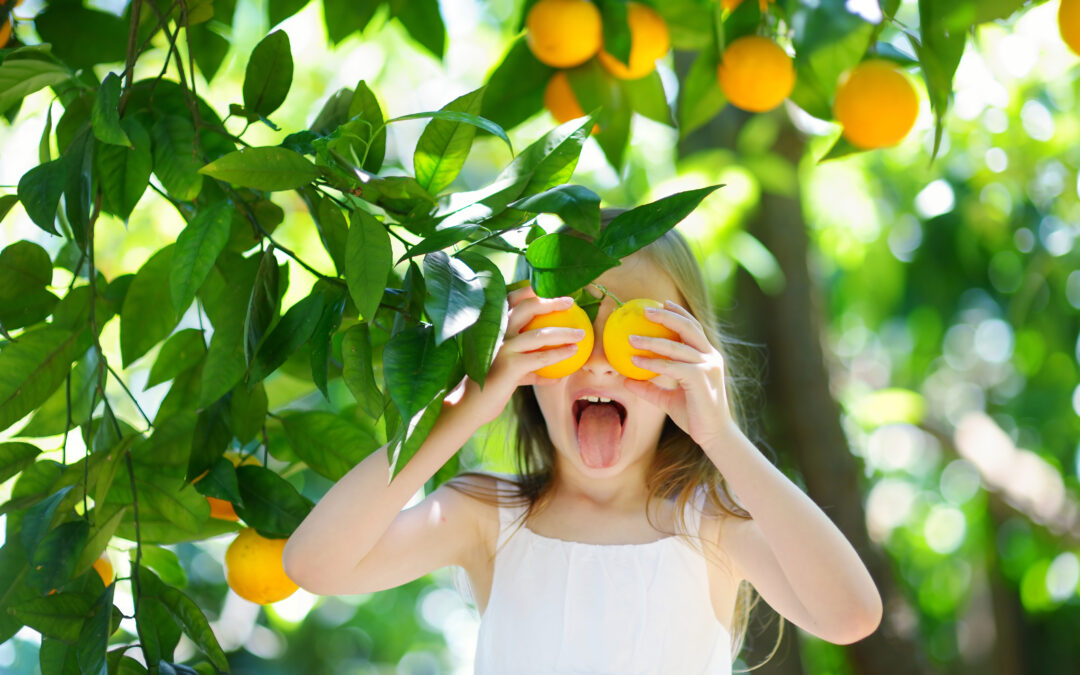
left=1, top=0, right=1079, bottom=673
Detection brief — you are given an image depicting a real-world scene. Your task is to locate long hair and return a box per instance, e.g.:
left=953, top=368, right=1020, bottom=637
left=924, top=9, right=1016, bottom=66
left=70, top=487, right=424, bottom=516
left=446, top=209, right=782, bottom=667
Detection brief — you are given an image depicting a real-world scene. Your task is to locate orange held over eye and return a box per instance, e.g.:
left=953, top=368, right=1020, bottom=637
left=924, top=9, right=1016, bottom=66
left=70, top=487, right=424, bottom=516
left=225, top=528, right=299, bottom=605
left=1059, top=0, right=1080, bottom=56
left=522, top=302, right=595, bottom=379
left=526, top=0, right=603, bottom=68
left=597, top=2, right=670, bottom=80
left=716, top=36, right=795, bottom=113
left=603, top=298, right=680, bottom=380
left=832, top=59, right=919, bottom=149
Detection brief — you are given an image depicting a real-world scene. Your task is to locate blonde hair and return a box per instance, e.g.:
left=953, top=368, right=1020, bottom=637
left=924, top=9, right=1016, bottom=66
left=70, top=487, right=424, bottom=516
left=447, top=209, right=783, bottom=668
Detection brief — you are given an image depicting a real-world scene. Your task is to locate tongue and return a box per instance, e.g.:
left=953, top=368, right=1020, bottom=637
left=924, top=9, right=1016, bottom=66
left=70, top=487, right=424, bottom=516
left=576, top=403, right=623, bottom=469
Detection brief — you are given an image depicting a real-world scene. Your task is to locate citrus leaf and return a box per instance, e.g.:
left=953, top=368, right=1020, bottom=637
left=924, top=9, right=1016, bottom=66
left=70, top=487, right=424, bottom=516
left=526, top=234, right=619, bottom=298
left=595, top=185, right=722, bottom=260
left=40, top=635, right=82, bottom=675
left=509, top=184, right=601, bottom=238
left=456, top=251, right=507, bottom=388
left=348, top=81, right=386, bottom=173
left=0, top=194, right=18, bottom=225
left=0, top=326, right=90, bottom=433
left=151, top=115, right=204, bottom=201
left=495, top=116, right=593, bottom=202
left=91, top=73, right=131, bottom=148
left=0, top=442, right=41, bottom=483
left=97, top=116, right=152, bottom=221
left=199, top=146, right=320, bottom=191
left=119, top=245, right=177, bottom=368
left=323, top=0, right=380, bottom=44
left=170, top=203, right=233, bottom=319
left=243, top=30, right=293, bottom=118
left=391, top=0, right=446, bottom=60
left=34, top=3, right=126, bottom=70
left=387, top=395, right=444, bottom=481
left=139, top=545, right=188, bottom=589
left=280, top=411, right=382, bottom=481
left=27, top=520, right=90, bottom=594
left=76, top=583, right=114, bottom=675
left=346, top=209, right=392, bottom=321
left=247, top=291, right=326, bottom=385
left=0, top=57, right=71, bottom=115
left=234, top=464, right=315, bottom=537
left=383, top=324, right=458, bottom=424
left=229, top=380, right=268, bottom=444
left=268, top=0, right=311, bottom=27
left=479, top=37, right=552, bottom=132
left=412, top=88, right=489, bottom=195
left=423, top=251, right=485, bottom=345
left=187, top=396, right=231, bottom=484
left=16, top=156, right=67, bottom=236
left=342, top=323, right=384, bottom=420
left=10, top=592, right=94, bottom=643
left=310, top=283, right=347, bottom=401
left=146, top=329, right=206, bottom=390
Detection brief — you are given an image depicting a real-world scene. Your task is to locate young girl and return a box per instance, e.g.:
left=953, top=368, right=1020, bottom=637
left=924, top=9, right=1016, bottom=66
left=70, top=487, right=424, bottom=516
left=283, top=219, right=882, bottom=673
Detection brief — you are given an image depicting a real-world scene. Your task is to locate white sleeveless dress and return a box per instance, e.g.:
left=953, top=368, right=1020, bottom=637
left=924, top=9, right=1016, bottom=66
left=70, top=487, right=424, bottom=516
left=471, top=482, right=733, bottom=674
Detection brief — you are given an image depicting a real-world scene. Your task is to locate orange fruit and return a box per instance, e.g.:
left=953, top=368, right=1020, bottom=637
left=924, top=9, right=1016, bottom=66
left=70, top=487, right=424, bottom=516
left=717, top=36, right=794, bottom=113
left=225, top=528, right=298, bottom=605
left=721, top=0, right=774, bottom=12
left=93, top=553, right=114, bottom=586
left=194, top=452, right=261, bottom=521
left=1060, top=0, right=1080, bottom=56
left=597, top=2, right=670, bottom=80
left=832, top=59, right=918, bottom=149
left=522, top=302, right=595, bottom=378
left=526, top=0, right=603, bottom=68
left=602, top=298, right=680, bottom=380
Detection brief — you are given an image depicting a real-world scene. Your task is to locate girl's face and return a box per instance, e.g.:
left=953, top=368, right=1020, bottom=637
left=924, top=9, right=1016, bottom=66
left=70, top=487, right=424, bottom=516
left=532, top=252, right=685, bottom=482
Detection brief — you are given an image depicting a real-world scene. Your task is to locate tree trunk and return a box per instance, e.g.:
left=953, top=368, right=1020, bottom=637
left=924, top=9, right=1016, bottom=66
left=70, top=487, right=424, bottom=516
left=724, top=121, right=936, bottom=675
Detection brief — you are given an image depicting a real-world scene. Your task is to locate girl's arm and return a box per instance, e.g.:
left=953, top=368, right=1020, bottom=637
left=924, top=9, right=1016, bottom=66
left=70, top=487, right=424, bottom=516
left=283, top=289, right=583, bottom=596
left=704, top=425, right=883, bottom=644
left=623, top=300, right=881, bottom=644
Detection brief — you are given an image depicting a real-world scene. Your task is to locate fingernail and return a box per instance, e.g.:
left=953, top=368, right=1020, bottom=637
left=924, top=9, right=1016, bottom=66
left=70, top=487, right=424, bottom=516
left=574, top=329, right=586, bottom=337
left=629, top=334, right=642, bottom=343
left=644, top=307, right=658, bottom=313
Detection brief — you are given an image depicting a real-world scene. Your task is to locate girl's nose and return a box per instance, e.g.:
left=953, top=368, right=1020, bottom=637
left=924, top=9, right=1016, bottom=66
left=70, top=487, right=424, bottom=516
left=581, top=313, right=615, bottom=376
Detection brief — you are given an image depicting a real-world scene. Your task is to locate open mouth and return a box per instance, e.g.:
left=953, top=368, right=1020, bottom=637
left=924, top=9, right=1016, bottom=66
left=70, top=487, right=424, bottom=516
left=572, top=395, right=628, bottom=428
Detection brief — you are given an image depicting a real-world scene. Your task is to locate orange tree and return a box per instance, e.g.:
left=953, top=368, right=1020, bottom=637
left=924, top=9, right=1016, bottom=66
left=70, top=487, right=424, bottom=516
left=0, top=2, right=719, bottom=671
left=0, top=0, right=1072, bottom=672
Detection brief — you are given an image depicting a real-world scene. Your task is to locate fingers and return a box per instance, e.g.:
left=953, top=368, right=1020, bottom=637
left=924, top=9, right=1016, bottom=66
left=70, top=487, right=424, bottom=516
left=629, top=334, right=704, bottom=363
left=505, top=326, right=586, bottom=354
left=506, top=294, right=575, bottom=335
left=643, top=303, right=713, bottom=353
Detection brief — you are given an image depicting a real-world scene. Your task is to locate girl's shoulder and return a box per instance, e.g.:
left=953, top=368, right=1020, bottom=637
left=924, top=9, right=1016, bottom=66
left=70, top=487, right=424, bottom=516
left=442, top=471, right=524, bottom=552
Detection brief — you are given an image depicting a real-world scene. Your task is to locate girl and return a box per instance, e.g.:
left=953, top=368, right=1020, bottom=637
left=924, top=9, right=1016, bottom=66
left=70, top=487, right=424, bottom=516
left=283, top=218, right=882, bottom=673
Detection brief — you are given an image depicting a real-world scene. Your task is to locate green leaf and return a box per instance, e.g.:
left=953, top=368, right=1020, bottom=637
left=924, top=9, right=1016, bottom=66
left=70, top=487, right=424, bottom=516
left=62, top=129, right=94, bottom=251
left=0, top=326, right=90, bottom=433
left=348, top=81, right=387, bottom=173
left=342, top=323, right=384, bottom=420
left=152, top=116, right=204, bottom=201
left=139, top=545, right=188, bottom=588
left=526, top=234, right=619, bottom=298
left=187, top=396, right=231, bottom=484
left=170, top=203, right=233, bottom=318
left=0, top=194, right=18, bottom=225
left=789, top=0, right=874, bottom=121
left=509, top=184, right=601, bottom=238
left=383, top=324, right=458, bottom=425
left=595, top=185, right=722, bottom=259
left=678, top=49, right=726, bottom=137
left=280, top=411, right=382, bottom=482
left=623, top=68, right=674, bottom=126
left=16, top=156, right=67, bottom=236
left=233, top=464, right=315, bottom=537
left=0, top=56, right=71, bottom=115
left=74, top=505, right=126, bottom=578
left=76, top=583, right=114, bottom=675
left=390, top=0, right=446, bottom=59
left=564, top=58, right=631, bottom=170
left=120, top=245, right=177, bottom=368
left=423, top=251, right=485, bottom=345
left=21, top=484, right=74, bottom=558
left=10, top=592, right=94, bottom=642
left=268, top=0, right=312, bottom=27
left=97, top=116, right=153, bottom=221
left=598, top=0, right=631, bottom=64
left=496, top=116, right=593, bottom=202
left=140, top=567, right=228, bottom=672
left=199, top=146, right=320, bottom=191
left=91, top=73, right=131, bottom=148
left=200, top=259, right=260, bottom=407
left=916, top=0, right=967, bottom=159
left=136, top=594, right=180, bottom=666
left=0, top=239, right=55, bottom=329
left=323, top=0, right=381, bottom=44
left=310, top=282, right=347, bottom=400
left=308, top=192, right=348, bottom=275
left=146, top=329, right=206, bottom=389
left=0, top=442, right=41, bottom=483
left=413, top=88, right=488, bottom=195
left=193, top=455, right=242, bottom=506
left=230, top=381, right=268, bottom=444
left=188, top=22, right=231, bottom=83
left=27, top=520, right=90, bottom=593
left=243, top=30, right=293, bottom=118
left=247, top=291, right=326, bottom=384
left=346, top=209, right=392, bottom=321
left=480, top=37, right=553, bottom=132
left=310, top=88, right=353, bottom=135
left=387, top=395, right=443, bottom=481
left=456, top=252, right=507, bottom=388
left=40, top=636, right=82, bottom=675
left=244, top=247, right=282, bottom=366
left=34, top=3, right=127, bottom=70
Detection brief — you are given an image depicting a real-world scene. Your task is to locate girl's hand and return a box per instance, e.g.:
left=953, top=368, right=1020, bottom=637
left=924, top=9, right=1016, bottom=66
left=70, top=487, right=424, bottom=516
left=621, top=300, right=736, bottom=449
left=455, top=286, right=584, bottom=425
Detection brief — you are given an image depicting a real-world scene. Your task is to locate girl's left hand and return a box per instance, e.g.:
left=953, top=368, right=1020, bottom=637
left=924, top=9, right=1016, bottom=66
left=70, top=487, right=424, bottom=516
left=622, top=300, right=735, bottom=449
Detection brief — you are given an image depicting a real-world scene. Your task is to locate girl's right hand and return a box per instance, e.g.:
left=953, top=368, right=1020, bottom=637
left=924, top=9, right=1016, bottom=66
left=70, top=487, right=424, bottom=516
left=455, top=286, right=585, bottom=425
